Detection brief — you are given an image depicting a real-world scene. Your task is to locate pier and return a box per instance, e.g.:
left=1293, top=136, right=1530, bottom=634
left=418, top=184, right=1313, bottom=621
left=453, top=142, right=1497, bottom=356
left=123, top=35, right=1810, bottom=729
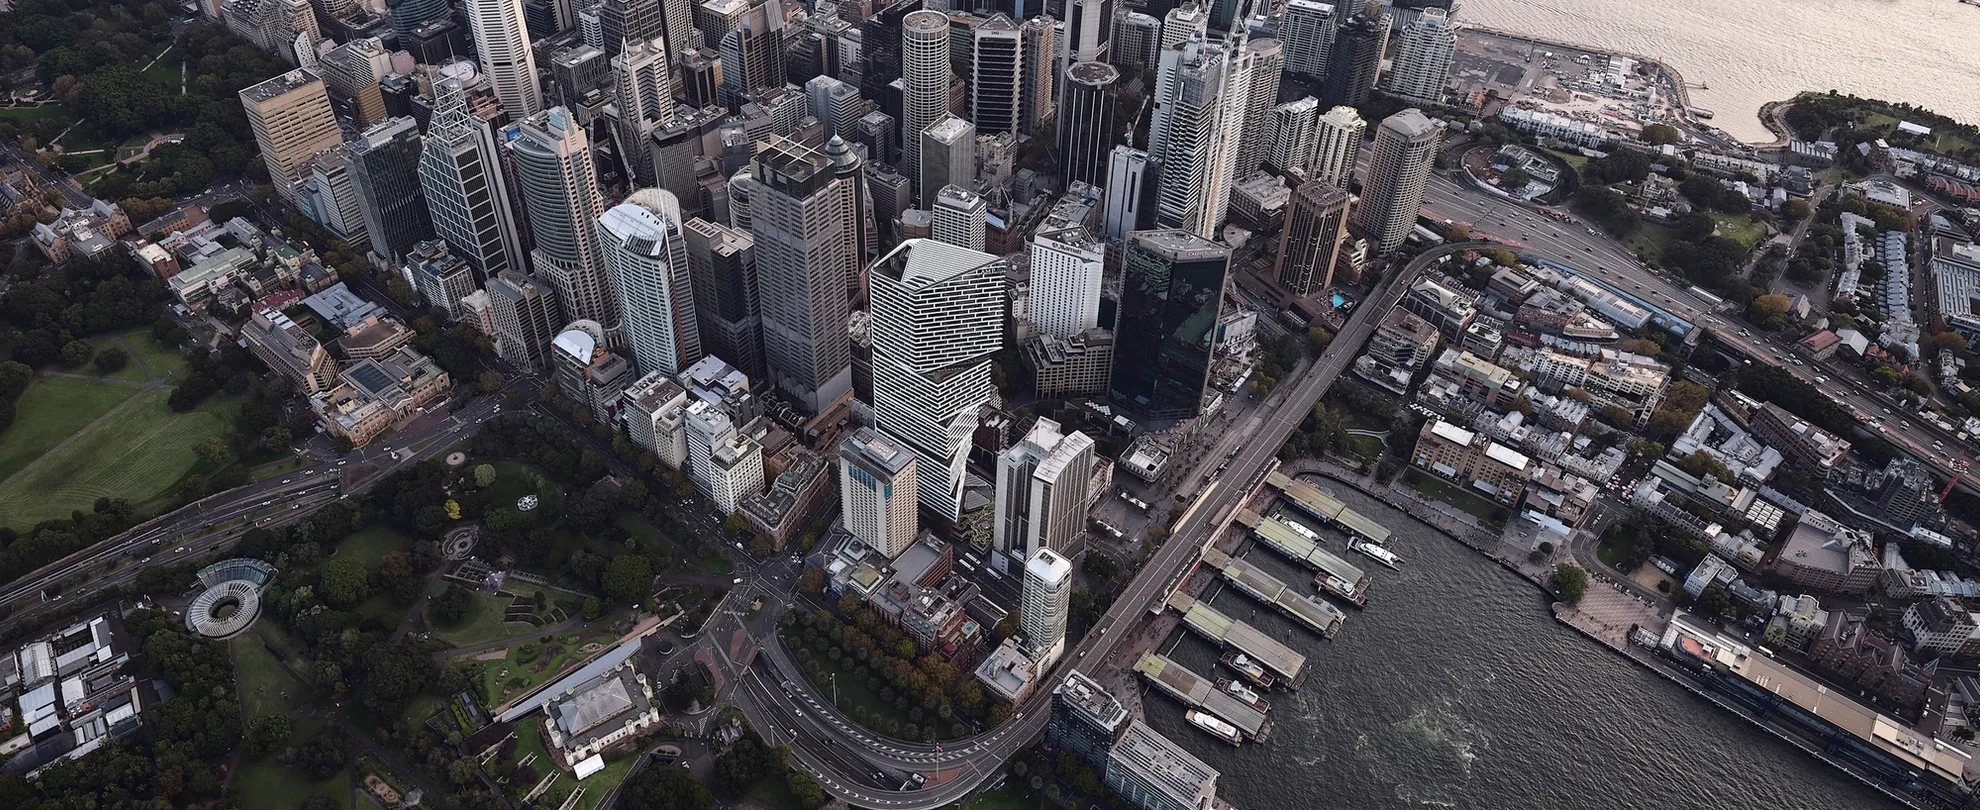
left=1265, top=471, right=1392, bottom=544
left=1132, top=653, right=1271, bottom=742
left=1200, top=547, right=1345, bottom=637
left=1236, top=510, right=1370, bottom=606
left=1164, top=591, right=1309, bottom=688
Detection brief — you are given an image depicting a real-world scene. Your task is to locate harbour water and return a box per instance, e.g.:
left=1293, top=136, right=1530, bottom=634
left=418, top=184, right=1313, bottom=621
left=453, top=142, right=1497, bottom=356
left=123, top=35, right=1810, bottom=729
left=1457, top=0, right=1980, bottom=142
left=1147, top=482, right=1901, bottom=809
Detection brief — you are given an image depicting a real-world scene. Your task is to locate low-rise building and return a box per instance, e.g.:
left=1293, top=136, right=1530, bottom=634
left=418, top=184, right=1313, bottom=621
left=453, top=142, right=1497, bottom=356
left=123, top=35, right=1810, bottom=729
left=973, top=638, right=1040, bottom=703
left=621, top=372, right=689, bottom=469
left=1027, top=328, right=1115, bottom=399
left=1810, top=611, right=1935, bottom=712
left=1533, top=348, right=1671, bottom=428
left=310, top=346, right=453, bottom=447
left=1684, top=554, right=1736, bottom=597
left=1365, top=308, right=1441, bottom=371
left=31, top=201, right=130, bottom=264
left=1410, top=419, right=1530, bottom=505
left=241, top=309, right=339, bottom=394
left=1902, top=597, right=1980, bottom=660
left=0, top=609, right=145, bottom=776
left=1400, top=277, right=1479, bottom=338
left=741, top=449, right=835, bottom=550
left=1764, top=594, right=1829, bottom=651
left=1105, top=719, right=1220, bottom=810
left=542, top=658, right=660, bottom=765
left=333, top=315, right=415, bottom=361
left=1767, top=513, right=1882, bottom=595
left=1748, top=402, right=1850, bottom=478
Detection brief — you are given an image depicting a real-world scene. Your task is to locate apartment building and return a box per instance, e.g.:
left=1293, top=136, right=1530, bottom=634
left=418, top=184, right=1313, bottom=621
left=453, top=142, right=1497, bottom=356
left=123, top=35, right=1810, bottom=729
left=1411, top=419, right=1531, bottom=505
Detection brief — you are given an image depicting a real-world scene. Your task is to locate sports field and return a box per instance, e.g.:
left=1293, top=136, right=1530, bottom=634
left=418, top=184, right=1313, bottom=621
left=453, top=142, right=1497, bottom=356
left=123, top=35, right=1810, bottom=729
left=0, top=376, right=138, bottom=483
left=0, top=388, right=235, bottom=530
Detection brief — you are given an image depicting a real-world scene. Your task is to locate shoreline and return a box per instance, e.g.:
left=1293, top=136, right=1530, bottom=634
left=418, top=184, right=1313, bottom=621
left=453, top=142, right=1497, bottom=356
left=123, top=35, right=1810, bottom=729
left=1299, top=465, right=1934, bottom=810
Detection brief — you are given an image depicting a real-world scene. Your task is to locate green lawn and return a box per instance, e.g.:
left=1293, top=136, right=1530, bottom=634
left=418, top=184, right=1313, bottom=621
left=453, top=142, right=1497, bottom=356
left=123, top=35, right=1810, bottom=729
left=778, top=626, right=919, bottom=737
left=83, top=333, right=150, bottom=383
left=565, top=750, right=635, bottom=810
left=473, top=629, right=621, bottom=707
left=618, top=513, right=732, bottom=575
left=1403, top=468, right=1507, bottom=526
left=485, top=460, right=565, bottom=515
left=1711, top=213, right=1767, bottom=251
left=141, top=46, right=182, bottom=88
left=432, top=591, right=536, bottom=647
left=252, top=621, right=310, bottom=671
left=0, top=104, right=75, bottom=123
left=749, top=774, right=805, bottom=810
left=1595, top=535, right=1634, bottom=571
left=118, top=329, right=189, bottom=383
left=0, top=388, right=236, bottom=530
left=959, top=782, right=1043, bottom=810
left=1622, top=223, right=1680, bottom=266
left=235, top=635, right=311, bottom=718
left=334, top=525, right=411, bottom=563
left=234, top=718, right=350, bottom=810
left=0, top=375, right=138, bottom=483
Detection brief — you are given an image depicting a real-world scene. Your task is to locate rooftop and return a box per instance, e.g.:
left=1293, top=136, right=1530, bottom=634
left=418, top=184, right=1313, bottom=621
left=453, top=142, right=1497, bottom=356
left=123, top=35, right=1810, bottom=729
left=1110, top=719, right=1219, bottom=805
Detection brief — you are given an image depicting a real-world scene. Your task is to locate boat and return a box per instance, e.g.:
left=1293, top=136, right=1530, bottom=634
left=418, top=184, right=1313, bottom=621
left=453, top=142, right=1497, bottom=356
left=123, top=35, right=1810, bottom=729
left=1283, top=519, right=1320, bottom=541
left=1350, top=538, right=1403, bottom=570
left=1215, top=678, right=1271, bottom=712
left=1220, top=651, right=1275, bottom=689
left=1318, top=574, right=1367, bottom=608
left=1186, top=710, right=1243, bottom=746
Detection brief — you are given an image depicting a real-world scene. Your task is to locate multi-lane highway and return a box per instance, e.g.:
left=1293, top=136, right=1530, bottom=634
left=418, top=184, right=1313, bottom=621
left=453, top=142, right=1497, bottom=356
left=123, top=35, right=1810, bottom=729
left=714, top=248, right=1445, bottom=809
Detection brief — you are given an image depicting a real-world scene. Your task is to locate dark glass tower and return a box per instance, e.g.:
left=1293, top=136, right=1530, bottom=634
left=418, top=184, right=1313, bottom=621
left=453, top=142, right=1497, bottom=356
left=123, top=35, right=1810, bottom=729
left=1320, top=13, right=1386, bottom=109
left=347, top=116, right=435, bottom=262
left=1110, top=229, right=1230, bottom=421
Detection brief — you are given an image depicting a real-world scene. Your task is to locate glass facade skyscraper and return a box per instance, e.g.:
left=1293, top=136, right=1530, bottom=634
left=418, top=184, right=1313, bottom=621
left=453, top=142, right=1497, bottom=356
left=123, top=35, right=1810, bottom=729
left=1110, top=229, right=1231, bottom=422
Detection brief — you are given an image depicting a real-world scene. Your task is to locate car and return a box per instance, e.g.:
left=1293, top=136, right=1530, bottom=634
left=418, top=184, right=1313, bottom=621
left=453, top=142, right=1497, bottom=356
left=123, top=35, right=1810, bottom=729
left=1884, top=408, right=1893, bottom=415
left=1816, top=375, right=1828, bottom=383
left=281, top=479, right=292, bottom=484
left=338, top=460, right=348, bottom=466
left=732, top=577, right=743, bottom=584
left=174, top=546, right=186, bottom=553
left=292, top=504, right=301, bottom=510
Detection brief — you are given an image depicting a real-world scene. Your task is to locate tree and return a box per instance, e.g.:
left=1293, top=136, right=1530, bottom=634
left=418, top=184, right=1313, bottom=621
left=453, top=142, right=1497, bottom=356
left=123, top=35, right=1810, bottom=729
left=1498, top=166, right=1531, bottom=190
left=245, top=713, right=292, bottom=758
left=1747, top=293, right=1791, bottom=330
left=724, top=513, right=750, bottom=538
left=318, top=556, right=373, bottom=608
left=1550, top=563, right=1590, bottom=603
left=798, top=567, right=826, bottom=594
left=1928, top=331, right=1968, bottom=356
left=1782, top=198, right=1812, bottom=221
left=93, top=346, right=129, bottom=373
left=192, top=437, right=232, bottom=466
left=602, top=554, right=654, bottom=604
left=583, top=596, right=603, bottom=620
left=1674, top=211, right=1717, bottom=241
left=59, top=339, right=93, bottom=368
left=429, top=583, right=473, bottom=626
left=622, top=762, right=714, bottom=810
left=1641, top=123, right=1681, bottom=145
left=473, top=464, right=497, bottom=488
left=477, top=370, right=505, bottom=393
left=750, top=532, right=776, bottom=557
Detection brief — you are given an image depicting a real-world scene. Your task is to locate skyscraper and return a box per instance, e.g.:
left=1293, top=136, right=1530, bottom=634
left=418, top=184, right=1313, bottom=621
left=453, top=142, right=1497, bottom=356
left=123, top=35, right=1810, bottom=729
left=419, top=71, right=526, bottom=281
left=596, top=0, right=662, bottom=56
left=1265, top=96, right=1319, bottom=175
left=1019, top=16, right=1057, bottom=136
left=1352, top=108, right=1440, bottom=255
left=601, top=189, right=702, bottom=377
left=1111, top=11, right=1159, bottom=72
left=1112, top=230, right=1229, bottom=421
left=719, top=0, right=788, bottom=107
left=388, top=0, right=451, bottom=44
left=839, top=426, right=920, bottom=558
left=1383, top=7, right=1455, bottom=106
left=805, top=75, right=866, bottom=140
left=487, top=269, right=561, bottom=369
left=1279, top=0, right=1335, bottom=78
left=1057, top=61, right=1118, bottom=188
left=1310, top=103, right=1365, bottom=188
left=823, top=135, right=876, bottom=268
left=1020, top=547, right=1073, bottom=667
left=918, top=115, right=975, bottom=206
left=1048, top=670, right=1129, bottom=771
left=930, top=185, right=987, bottom=251
left=1101, top=145, right=1156, bottom=242
left=464, top=0, right=544, bottom=118
left=1233, top=38, right=1283, bottom=178
left=1029, top=224, right=1104, bottom=339
left=994, top=418, right=1095, bottom=575
left=1276, top=181, right=1349, bottom=296
left=1149, top=34, right=1247, bottom=239
left=240, top=69, right=344, bottom=206
left=610, top=36, right=677, bottom=185
left=1058, top=0, right=1112, bottom=76
left=685, top=399, right=764, bottom=514
left=750, top=137, right=855, bottom=413
left=682, top=217, right=763, bottom=378
left=969, top=14, right=1023, bottom=135
left=509, top=108, right=621, bottom=345
left=869, top=238, right=1004, bottom=519
left=900, top=9, right=951, bottom=187
left=1158, top=4, right=1207, bottom=54
left=1320, top=12, right=1386, bottom=109
left=346, top=116, right=434, bottom=264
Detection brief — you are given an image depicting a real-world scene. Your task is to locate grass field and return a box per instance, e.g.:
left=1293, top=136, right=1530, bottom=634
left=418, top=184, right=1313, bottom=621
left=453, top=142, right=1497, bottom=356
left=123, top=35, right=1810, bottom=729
left=118, top=329, right=188, bottom=383
left=618, top=513, right=732, bottom=575
left=83, top=334, right=148, bottom=383
left=0, top=388, right=235, bottom=530
left=485, top=461, right=565, bottom=515
left=952, top=782, right=1040, bottom=810
left=0, top=375, right=138, bottom=483
left=473, top=628, right=621, bottom=707
left=0, top=104, right=74, bottom=123
left=235, top=635, right=311, bottom=718
left=334, top=525, right=411, bottom=563
left=234, top=718, right=350, bottom=810
left=432, top=591, right=536, bottom=647
left=1403, top=468, right=1507, bottom=527
left=1711, top=213, right=1768, bottom=251
left=749, top=774, right=805, bottom=810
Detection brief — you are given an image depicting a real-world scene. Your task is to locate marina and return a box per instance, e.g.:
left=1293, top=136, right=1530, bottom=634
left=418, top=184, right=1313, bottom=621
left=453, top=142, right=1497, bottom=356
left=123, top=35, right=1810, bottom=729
left=1219, top=651, right=1274, bottom=689
left=1235, top=510, right=1370, bottom=607
left=1165, top=591, right=1309, bottom=688
left=1199, top=547, right=1347, bottom=637
left=1134, top=652, right=1272, bottom=742
left=1216, top=679, right=1270, bottom=713
left=1186, top=710, right=1244, bottom=747
left=1265, top=471, right=1393, bottom=544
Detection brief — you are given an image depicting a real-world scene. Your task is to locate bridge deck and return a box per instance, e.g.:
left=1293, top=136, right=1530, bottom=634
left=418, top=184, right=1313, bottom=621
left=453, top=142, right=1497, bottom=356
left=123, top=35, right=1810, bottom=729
left=1132, top=653, right=1269, bottom=737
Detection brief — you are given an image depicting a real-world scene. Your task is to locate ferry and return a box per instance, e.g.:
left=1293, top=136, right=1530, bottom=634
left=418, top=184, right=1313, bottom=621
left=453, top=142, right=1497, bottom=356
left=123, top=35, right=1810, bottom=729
left=1350, top=538, right=1403, bottom=570
left=1186, top=710, right=1243, bottom=746
left=1220, top=651, right=1275, bottom=689
left=1283, top=520, right=1320, bottom=541
left=1215, top=678, right=1271, bottom=712
left=1318, top=574, right=1367, bottom=608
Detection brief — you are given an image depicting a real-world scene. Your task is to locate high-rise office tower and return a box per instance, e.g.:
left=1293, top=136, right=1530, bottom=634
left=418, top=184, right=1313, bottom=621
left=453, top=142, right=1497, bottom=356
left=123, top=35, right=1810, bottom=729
left=869, top=238, right=1004, bottom=519
left=1101, top=145, right=1156, bottom=242
left=750, top=137, right=856, bottom=413
left=1149, top=34, right=1247, bottom=239
left=1276, top=180, right=1349, bottom=296
left=347, top=116, right=434, bottom=264
left=1111, top=229, right=1229, bottom=420
left=839, top=426, right=920, bottom=558
left=684, top=399, right=764, bottom=514
left=1019, top=16, right=1056, bottom=136
left=420, top=73, right=527, bottom=281
left=918, top=115, right=975, bottom=206
left=806, top=75, right=866, bottom=140
left=1279, top=0, right=1335, bottom=78
left=487, top=269, right=561, bottom=369
left=930, top=184, right=987, bottom=251
left=824, top=135, right=877, bottom=268
left=855, top=109, right=899, bottom=167
left=1233, top=37, right=1283, bottom=178
left=323, top=38, right=393, bottom=127
left=1265, top=96, right=1319, bottom=175
left=969, top=14, right=1023, bottom=135
left=389, top=0, right=452, bottom=43
left=509, top=108, right=621, bottom=344
left=1020, top=547, right=1073, bottom=667
left=1352, top=108, right=1439, bottom=254
left=1048, top=670, right=1129, bottom=771
left=1384, top=7, right=1455, bottom=106
left=682, top=217, right=764, bottom=378
left=578, top=4, right=603, bottom=47
left=1320, top=12, right=1386, bottom=109
left=657, top=0, right=693, bottom=59
left=610, top=37, right=677, bottom=185
left=1111, top=11, right=1159, bottom=72
left=601, top=188, right=702, bottom=376
left=596, top=0, right=661, bottom=56
left=1310, top=103, right=1365, bottom=188
left=1057, top=61, right=1118, bottom=188
left=1158, top=4, right=1207, bottom=54
left=899, top=9, right=951, bottom=186
left=1058, top=0, right=1111, bottom=76
left=240, top=69, right=345, bottom=206
left=464, top=0, right=545, bottom=118
left=868, top=164, right=914, bottom=246
left=1029, top=223, right=1104, bottom=338
left=299, top=149, right=370, bottom=247
left=696, top=0, right=748, bottom=45
left=682, top=48, right=723, bottom=107
left=720, top=0, right=788, bottom=107
left=993, top=418, right=1095, bottom=575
